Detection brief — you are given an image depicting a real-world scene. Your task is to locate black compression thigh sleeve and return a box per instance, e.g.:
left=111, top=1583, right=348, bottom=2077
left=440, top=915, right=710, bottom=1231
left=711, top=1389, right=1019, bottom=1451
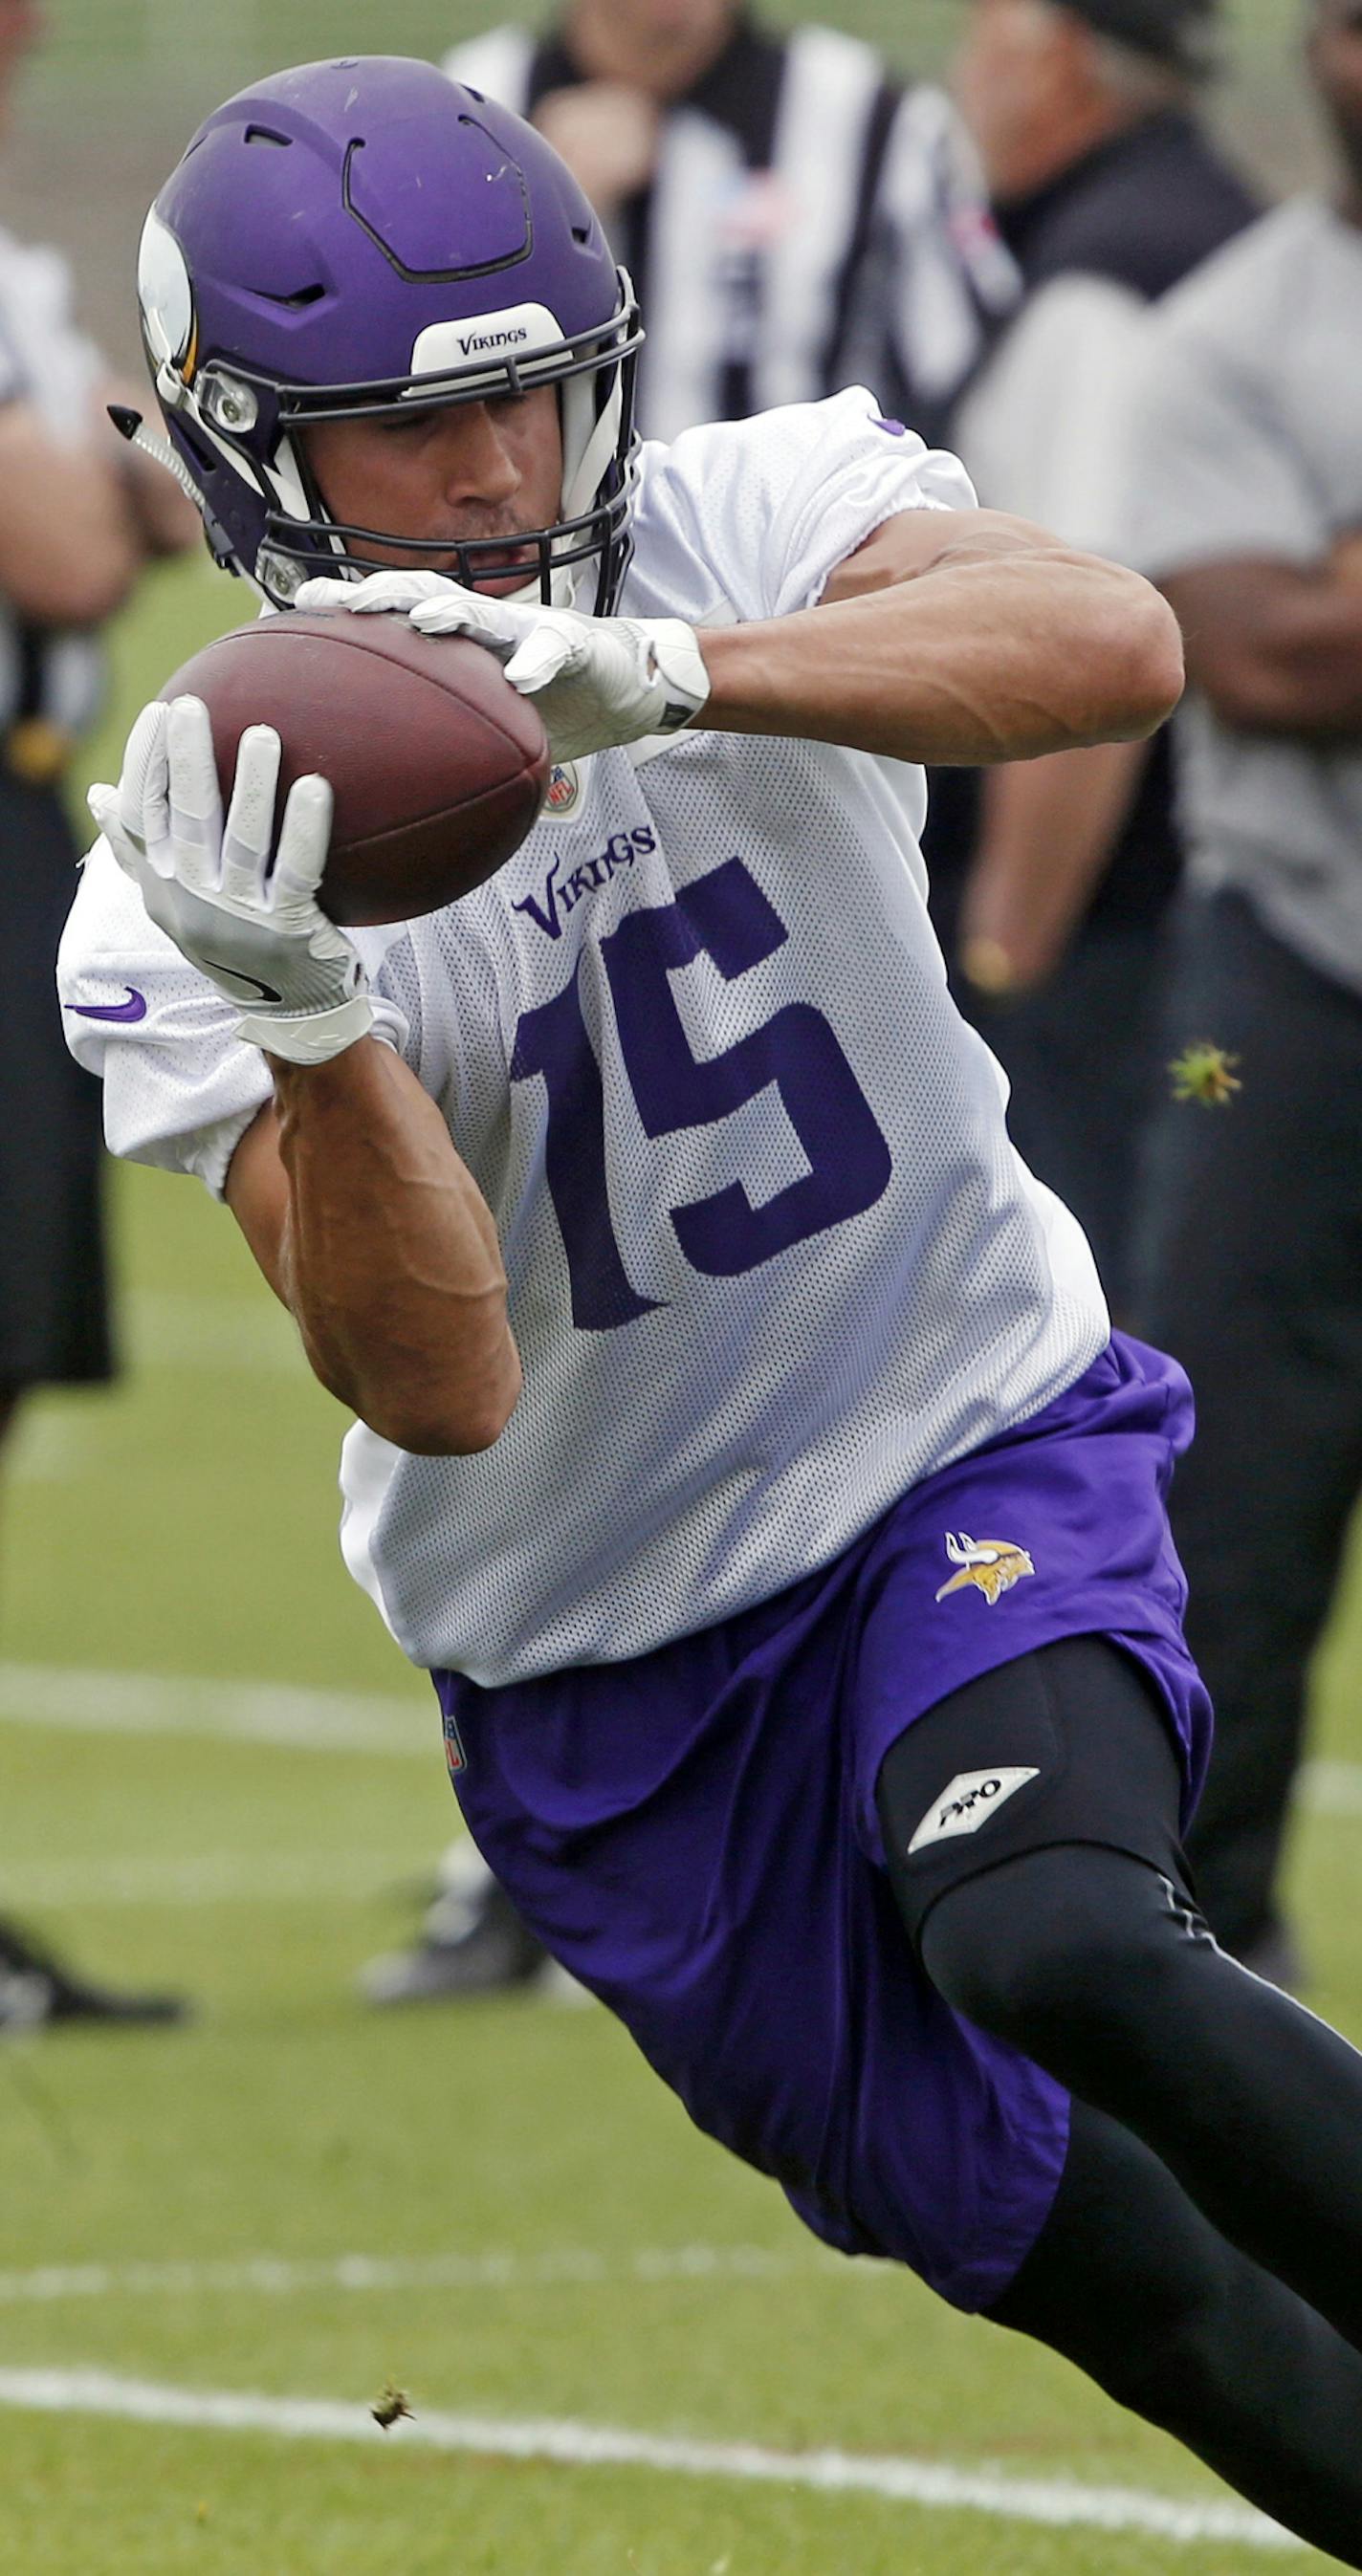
left=876, top=1634, right=1192, bottom=1951
left=988, top=2100, right=1362, bottom=2566
left=878, top=1641, right=1362, bottom=2355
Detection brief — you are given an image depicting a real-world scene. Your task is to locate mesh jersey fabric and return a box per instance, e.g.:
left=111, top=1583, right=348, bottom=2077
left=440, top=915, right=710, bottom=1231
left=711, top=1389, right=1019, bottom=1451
left=60, top=387, right=1109, bottom=1683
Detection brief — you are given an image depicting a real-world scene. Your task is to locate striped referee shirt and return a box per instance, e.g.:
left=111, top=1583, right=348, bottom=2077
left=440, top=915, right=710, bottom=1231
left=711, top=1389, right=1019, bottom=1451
left=443, top=15, right=1018, bottom=446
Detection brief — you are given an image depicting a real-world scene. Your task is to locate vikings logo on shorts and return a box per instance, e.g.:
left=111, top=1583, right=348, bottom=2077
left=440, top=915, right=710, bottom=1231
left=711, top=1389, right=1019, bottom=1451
left=934, top=1532, right=1035, bottom=1606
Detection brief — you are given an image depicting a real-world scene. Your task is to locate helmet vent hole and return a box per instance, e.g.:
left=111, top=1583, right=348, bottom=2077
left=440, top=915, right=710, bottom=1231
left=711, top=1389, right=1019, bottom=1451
left=243, top=124, right=292, bottom=148
left=256, top=282, right=328, bottom=309
left=571, top=225, right=591, bottom=244
left=176, top=419, right=218, bottom=475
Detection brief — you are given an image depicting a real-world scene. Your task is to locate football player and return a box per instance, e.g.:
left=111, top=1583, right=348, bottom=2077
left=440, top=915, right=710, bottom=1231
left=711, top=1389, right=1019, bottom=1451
left=58, top=58, right=1362, bottom=2559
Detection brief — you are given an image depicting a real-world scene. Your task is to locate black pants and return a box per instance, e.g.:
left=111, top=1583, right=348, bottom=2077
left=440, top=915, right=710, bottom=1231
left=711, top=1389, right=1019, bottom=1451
left=878, top=1638, right=1362, bottom=2565
left=0, top=770, right=112, bottom=1387
left=1133, top=888, right=1362, bottom=1957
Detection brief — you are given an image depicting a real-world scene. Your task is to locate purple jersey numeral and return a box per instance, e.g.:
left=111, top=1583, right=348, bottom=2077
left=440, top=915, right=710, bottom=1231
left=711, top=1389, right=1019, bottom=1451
left=511, top=857, right=892, bottom=1328
left=509, top=956, right=662, bottom=1331
left=602, top=859, right=892, bottom=1275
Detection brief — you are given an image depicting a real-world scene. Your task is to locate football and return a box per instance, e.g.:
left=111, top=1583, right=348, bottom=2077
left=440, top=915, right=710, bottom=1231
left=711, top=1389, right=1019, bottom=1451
left=160, top=611, right=551, bottom=926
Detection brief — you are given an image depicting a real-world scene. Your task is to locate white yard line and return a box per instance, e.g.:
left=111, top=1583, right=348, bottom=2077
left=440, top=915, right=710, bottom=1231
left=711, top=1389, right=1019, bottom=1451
left=0, top=2366, right=1298, bottom=2549
left=0, top=1851, right=429, bottom=1907
left=7, top=1414, right=95, bottom=1487
left=1301, top=1759, right=1362, bottom=1815
left=2, top=1662, right=1362, bottom=1817
left=0, top=2243, right=814, bottom=2304
left=0, top=1663, right=432, bottom=1757
left=124, top=1291, right=304, bottom=1377
left=8, top=1298, right=306, bottom=1485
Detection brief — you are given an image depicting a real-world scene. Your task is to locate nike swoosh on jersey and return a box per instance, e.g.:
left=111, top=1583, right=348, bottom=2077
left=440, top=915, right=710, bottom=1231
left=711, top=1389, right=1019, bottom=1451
left=66, top=987, right=148, bottom=1023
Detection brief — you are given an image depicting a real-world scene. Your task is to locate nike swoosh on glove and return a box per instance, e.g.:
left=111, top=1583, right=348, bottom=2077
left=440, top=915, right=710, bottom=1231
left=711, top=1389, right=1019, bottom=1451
left=296, top=572, right=712, bottom=762
left=87, top=695, right=374, bottom=1066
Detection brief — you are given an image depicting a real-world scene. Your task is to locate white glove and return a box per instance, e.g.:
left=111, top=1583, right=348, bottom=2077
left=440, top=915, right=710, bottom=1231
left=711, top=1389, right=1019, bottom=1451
left=87, top=696, right=373, bottom=1067
left=295, top=571, right=711, bottom=762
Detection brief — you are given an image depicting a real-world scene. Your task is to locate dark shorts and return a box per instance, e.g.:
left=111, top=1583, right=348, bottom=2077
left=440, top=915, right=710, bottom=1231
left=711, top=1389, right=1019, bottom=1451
left=436, top=1332, right=1210, bottom=2312
left=1, top=774, right=112, bottom=1387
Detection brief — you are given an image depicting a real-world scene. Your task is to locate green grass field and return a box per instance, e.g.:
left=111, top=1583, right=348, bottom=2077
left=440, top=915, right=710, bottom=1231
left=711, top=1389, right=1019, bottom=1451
left=5, top=566, right=1362, bottom=2570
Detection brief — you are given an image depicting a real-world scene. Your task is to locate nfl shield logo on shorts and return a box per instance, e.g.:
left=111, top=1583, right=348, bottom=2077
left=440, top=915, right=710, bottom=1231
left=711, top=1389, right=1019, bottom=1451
left=443, top=1710, right=468, bottom=1779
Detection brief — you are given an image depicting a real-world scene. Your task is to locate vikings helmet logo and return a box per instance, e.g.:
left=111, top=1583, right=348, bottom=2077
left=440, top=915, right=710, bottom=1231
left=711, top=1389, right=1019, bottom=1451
left=138, top=207, right=197, bottom=389
left=934, top=1532, right=1036, bottom=1606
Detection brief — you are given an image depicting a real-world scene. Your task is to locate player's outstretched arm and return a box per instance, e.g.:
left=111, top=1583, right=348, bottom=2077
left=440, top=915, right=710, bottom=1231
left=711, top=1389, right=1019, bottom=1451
left=706, top=505, right=1184, bottom=766
left=91, top=698, right=519, bottom=1457
left=227, top=1058, right=520, bottom=1459
left=300, top=506, right=1180, bottom=772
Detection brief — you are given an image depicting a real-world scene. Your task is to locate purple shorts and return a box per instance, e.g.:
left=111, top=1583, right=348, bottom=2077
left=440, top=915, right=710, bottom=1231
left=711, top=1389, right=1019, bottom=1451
left=436, top=1333, right=1210, bottom=2312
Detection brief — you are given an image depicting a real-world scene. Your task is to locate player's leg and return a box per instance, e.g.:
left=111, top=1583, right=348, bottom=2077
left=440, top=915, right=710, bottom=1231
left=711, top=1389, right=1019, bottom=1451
left=359, top=1840, right=567, bottom=2005
left=442, top=1574, right=1362, bottom=2556
left=986, top=2097, right=1362, bottom=2565
left=1134, top=886, right=1362, bottom=1974
left=878, top=1636, right=1362, bottom=2354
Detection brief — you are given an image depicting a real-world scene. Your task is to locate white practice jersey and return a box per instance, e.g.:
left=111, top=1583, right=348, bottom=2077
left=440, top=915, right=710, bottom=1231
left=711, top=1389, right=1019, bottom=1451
left=61, top=388, right=1109, bottom=1685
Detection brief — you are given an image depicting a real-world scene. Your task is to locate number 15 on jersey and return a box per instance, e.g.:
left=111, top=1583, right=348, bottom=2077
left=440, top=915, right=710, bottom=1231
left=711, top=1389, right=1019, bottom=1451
left=510, top=855, right=893, bottom=1330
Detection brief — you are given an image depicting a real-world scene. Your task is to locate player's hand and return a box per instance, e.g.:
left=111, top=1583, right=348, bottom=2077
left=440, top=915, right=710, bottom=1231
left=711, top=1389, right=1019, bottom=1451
left=296, top=572, right=712, bottom=761
left=86, top=695, right=374, bottom=1065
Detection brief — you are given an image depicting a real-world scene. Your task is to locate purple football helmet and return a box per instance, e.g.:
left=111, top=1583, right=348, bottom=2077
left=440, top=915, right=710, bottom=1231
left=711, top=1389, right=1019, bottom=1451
left=136, top=55, right=643, bottom=612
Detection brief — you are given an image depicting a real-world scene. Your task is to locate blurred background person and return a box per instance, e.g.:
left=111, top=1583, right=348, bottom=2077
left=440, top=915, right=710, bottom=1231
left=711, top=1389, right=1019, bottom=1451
left=0, top=0, right=196, bottom=2029
left=927, top=0, right=1258, bottom=1310
left=1123, top=0, right=1362, bottom=1988
left=444, top=0, right=1018, bottom=448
